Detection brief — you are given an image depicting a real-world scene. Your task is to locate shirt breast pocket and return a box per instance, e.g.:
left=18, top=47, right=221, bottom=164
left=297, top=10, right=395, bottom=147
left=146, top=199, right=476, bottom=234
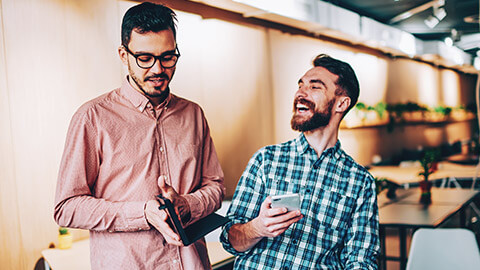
left=312, top=189, right=355, bottom=233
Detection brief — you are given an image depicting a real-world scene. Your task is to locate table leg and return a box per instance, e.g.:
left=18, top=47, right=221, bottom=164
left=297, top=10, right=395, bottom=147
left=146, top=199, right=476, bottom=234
left=460, top=208, right=466, bottom=228
left=399, top=227, right=407, bottom=270
left=379, top=226, right=386, bottom=270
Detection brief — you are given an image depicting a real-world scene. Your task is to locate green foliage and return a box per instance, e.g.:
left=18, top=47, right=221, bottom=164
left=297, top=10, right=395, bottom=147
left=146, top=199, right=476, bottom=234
left=433, top=105, right=452, bottom=116
left=418, top=148, right=441, bottom=181
left=373, top=102, right=387, bottom=118
left=386, top=102, right=428, bottom=116
left=355, top=102, right=366, bottom=110
left=59, top=227, right=69, bottom=235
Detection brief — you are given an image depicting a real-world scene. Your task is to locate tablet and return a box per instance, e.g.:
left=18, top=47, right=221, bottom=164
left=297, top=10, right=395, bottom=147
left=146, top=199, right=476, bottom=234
left=157, top=194, right=229, bottom=246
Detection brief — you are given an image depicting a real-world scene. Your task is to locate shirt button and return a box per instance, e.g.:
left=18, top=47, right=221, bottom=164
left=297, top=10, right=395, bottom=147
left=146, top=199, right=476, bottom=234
left=293, top=240, right=298, bottom=244
left=306, top=189, right=311, bottom=193
left=172, top=259, right=178, bottom=263
left=160, top=147, right=164, bottom=152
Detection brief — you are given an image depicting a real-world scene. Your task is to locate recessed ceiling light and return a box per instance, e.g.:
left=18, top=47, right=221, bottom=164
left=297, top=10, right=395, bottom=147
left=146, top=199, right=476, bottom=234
left=444, top=37, right=453, bottom=47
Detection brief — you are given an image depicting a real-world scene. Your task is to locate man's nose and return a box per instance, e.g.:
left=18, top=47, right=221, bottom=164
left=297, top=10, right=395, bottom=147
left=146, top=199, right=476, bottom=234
left=149, top=59, right=165, bottom=73
left=296, top=86, right=308, bottom=98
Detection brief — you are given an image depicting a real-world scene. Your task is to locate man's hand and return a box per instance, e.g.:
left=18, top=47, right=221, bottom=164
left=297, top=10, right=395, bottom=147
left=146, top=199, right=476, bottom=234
left=228, top=196, right=303, bottom=252
left=158, top=175, right=191, bottom=223
left=144, top=199, right=183, bottom=246
left=250, top=196, right=303, bottom=238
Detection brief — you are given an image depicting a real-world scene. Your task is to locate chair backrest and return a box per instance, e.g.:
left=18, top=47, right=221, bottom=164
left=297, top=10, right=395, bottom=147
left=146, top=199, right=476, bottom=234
left=406, top=228, right=480, bottom=270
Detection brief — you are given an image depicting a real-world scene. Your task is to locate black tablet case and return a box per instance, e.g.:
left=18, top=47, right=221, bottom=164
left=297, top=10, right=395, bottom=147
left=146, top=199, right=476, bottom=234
left=157, top=195, right=229, bottom=246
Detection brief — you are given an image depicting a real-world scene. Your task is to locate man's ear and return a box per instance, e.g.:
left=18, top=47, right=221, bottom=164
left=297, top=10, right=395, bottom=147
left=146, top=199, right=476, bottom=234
left=336, top=96, right=351, bottom=114
left=118, top=46, right=128, bottom=65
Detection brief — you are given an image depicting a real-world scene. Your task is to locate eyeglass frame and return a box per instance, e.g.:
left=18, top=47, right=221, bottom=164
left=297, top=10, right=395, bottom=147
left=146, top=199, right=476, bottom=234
left=122, top=45, right=181, bottom=69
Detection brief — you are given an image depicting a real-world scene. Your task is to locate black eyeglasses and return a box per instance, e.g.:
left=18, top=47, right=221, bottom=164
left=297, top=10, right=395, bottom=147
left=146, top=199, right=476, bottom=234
left=123, top=45, right=180, bottom=69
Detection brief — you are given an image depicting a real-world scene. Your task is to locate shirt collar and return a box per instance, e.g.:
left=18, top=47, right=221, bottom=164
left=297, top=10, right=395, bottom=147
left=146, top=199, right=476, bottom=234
left=295, top=133, right=342, bottom=159
left=119, top=76, right=173, bottom=112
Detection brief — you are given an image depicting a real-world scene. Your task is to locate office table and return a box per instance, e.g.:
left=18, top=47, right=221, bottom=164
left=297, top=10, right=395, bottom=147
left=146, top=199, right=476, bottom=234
left=369, top=161, right=480, bottom=187
left=378, top=187, right=480, bottom=270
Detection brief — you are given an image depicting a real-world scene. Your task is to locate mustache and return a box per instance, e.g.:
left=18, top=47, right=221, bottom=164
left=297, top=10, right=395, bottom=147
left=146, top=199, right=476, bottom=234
left=144, top=73, right=169, bottom=82
left=293, top=98, right=315, bottom=111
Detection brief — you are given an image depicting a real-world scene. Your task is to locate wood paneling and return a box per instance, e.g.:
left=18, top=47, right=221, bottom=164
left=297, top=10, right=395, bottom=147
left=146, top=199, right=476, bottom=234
left=171, top=12, right=274, bottom=196
left=1, top=0, right=120, bottom=268
left=0, top=0, right=476, bottom=269
left=0, top=1, right=25, bottom=268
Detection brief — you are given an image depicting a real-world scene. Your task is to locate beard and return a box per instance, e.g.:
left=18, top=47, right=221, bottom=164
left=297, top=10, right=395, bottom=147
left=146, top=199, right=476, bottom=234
left=128, top=63, right=170, bottom=98
left=291, top=98, right=334, bottom=132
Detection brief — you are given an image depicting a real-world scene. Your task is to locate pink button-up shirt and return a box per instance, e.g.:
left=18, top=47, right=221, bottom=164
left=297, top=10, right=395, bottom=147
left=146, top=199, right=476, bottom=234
left=54, top=78, right=225, bottom=270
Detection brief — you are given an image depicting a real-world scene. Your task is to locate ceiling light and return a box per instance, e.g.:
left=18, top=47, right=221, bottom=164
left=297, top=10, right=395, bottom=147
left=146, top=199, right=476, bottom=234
left=424, top=15, right=440, bottom=28
left=433, top=7, right=447, bottom=21
left=444, top=37, right=453, bottom=47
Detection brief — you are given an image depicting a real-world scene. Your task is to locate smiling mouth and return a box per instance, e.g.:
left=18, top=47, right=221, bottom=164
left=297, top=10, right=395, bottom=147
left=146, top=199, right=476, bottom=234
left=146, top=77, right=167, bottom=88
left=296, top=103, right=310, bottom=112
left=294, top=99, right=314, bottom=114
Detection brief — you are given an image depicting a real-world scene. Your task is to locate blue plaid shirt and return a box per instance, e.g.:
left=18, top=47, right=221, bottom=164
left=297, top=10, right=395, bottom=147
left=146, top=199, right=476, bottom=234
left=220, top=134, right=379, bottom=270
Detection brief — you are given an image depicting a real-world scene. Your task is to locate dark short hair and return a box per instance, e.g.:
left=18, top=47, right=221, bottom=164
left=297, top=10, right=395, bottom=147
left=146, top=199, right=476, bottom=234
left=121, top=2, right=177, bottom=47
left=313, top=54, right=359, bottom=114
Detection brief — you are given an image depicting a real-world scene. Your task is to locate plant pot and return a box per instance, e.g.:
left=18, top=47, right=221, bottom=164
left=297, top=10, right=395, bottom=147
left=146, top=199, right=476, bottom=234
left=58, top=233, right=73, bottom=249
left=419, top=181, right=432, bottom=204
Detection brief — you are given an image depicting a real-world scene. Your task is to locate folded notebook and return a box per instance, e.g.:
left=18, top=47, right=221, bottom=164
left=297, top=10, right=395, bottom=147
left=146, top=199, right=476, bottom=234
left=157, top=194, right=229, bottom=246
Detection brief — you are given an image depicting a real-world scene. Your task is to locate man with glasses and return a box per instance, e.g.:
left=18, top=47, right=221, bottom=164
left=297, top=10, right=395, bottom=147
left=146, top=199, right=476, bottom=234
left=54, top=2, right=224, bottom=269
left=220, top=54, right=379, bottom=269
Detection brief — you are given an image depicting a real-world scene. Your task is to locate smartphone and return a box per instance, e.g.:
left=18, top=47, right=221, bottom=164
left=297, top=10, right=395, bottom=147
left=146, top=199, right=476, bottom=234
left=271, top=193, right=301, bottom=212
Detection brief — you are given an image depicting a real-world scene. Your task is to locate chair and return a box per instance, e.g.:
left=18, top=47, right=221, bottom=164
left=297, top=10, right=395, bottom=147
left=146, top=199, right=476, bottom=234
left=406, top=228, right=480, bottom=270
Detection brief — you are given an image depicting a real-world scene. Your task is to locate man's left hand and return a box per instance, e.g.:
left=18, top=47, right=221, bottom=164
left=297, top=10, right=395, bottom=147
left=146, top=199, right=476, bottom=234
left=158, top=175, right=191, bottom=224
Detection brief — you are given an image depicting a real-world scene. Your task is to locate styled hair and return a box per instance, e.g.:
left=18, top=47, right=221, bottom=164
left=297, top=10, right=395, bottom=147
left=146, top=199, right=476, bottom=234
left=312, top=54, right=359, bottom=114
left=121, top=2, right=177, bottom=47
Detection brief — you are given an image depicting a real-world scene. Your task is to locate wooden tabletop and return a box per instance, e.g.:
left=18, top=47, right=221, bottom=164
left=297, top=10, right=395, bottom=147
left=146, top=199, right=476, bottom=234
left=378, top=187, right=480, bottom=228
left=369, top=161, right=480, bottom=185
left=379, top=203, right=460, bottom=227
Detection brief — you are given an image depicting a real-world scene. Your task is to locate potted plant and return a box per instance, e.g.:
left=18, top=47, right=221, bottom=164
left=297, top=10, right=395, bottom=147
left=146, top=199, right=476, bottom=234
left=418, top=149, right=440, bottom=204
left=58, top=227, right=73, bottom=249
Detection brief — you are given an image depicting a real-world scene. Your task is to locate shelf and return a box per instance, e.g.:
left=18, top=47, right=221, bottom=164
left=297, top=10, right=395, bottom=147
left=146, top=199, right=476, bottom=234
left=340, top=116, right=477, bottom=130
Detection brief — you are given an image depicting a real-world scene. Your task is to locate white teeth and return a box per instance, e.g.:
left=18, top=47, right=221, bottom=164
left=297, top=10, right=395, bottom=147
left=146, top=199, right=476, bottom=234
left=296, top=104, right=308, bottom=109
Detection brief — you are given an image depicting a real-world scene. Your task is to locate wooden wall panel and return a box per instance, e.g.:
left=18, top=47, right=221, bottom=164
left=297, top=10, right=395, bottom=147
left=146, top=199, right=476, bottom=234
left=1, top=0, right=120, bottom=268
left=0, top=1, right=25, bottom=268
left=0, top=0, right=477, bottom=269
left=170, top=12, right=274, bottom=197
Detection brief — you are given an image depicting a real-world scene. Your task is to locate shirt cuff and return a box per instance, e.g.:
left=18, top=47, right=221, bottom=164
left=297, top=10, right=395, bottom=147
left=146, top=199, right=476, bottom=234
left=182, top=193, right=203, bottom=224
left=123, top=201, right=151, bottom=231
left=219, top=220, right=250, bottom=256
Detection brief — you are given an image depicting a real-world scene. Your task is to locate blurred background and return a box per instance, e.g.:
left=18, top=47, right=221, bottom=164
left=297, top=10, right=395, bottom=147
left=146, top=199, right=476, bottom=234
left=0, top=0, right=478, bottom=269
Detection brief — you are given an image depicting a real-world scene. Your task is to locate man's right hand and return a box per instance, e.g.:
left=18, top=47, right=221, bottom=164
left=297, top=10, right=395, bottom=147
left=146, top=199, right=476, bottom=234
left=250, top=196, right=303, bottom=238
left=228, top=196, right=303, bottom=252
left=145, top=200, right=183, bottom=246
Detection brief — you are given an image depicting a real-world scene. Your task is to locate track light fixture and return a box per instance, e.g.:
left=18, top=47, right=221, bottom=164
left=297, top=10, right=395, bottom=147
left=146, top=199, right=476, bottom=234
left=424, top=0, right=447, bottom=28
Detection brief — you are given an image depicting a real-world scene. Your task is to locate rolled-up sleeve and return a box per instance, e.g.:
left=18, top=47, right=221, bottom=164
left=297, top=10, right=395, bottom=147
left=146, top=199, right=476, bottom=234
left=220, top=150, right=265, bottom=255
